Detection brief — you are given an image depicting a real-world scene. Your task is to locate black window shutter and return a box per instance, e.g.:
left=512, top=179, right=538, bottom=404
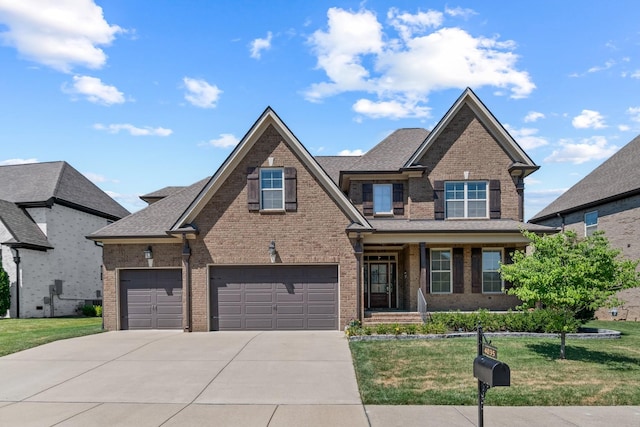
left=393, top=183, right=404, bottom=215
left=284, top=167, right=297, bottom=212
left=247, top=167, right=260, bottom=211
left=434, top=180, right=445, bottom=220
left=362, top=183, right=373, bottom=216
left=503, top=247, right=515, bottom=290
left=471, top=248, right=482, bottom=293
left=489, top=180, right=501, bottom=219
left=422, top=244, right=430, bottom=294
left=453, top=248, right=464, bottom=293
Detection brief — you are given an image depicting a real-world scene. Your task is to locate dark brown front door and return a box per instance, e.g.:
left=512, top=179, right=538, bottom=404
left=368, top=263, right=390, bottom=308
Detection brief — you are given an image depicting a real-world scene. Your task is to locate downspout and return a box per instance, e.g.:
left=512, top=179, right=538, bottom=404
left=182, top=234, right=192, bottom=332
left=353, top=233, right=363, bottom=322
left=557, top=213, right=565, bottom=232
left=12, top=248, right=20, bottom=319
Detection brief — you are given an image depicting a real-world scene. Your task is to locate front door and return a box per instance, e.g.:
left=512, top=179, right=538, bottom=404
left=365, top=255, right=397, bottom=309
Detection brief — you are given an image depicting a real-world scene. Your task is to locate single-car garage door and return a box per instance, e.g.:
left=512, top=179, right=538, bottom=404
left=210, top=265, right=338, bottom=331
left=120, top=269, right=182, bottom=330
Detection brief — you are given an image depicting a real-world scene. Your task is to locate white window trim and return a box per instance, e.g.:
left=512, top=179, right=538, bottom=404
left=445, top=181, right=488, bottom=219
left=373, top=183, right=393, bottom=215
left=585, top=210, right=598, bottom=237
left=430, top=248, right=452, bottom=294
left=260, top=168, right=284, bottom=211
left=482, top=248, right=504, bottom=294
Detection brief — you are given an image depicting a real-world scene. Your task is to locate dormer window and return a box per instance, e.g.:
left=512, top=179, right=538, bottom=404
left=445, top=181, right=487, bottom=218
left=373, top=184, right=392, bottom=215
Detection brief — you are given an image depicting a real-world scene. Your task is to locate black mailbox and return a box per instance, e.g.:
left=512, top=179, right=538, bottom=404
left=473, top=356, right=510, bottom=387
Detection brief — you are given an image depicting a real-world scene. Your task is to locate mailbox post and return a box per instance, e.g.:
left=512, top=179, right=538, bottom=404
left=473, top=325, right=510, bottom=427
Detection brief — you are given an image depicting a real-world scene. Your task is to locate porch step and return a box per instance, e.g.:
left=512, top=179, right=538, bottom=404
left=363, top=311, right=424, bottom=325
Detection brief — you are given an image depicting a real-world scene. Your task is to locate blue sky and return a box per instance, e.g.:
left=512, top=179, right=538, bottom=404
left=0, top=1, right=639, bottom=220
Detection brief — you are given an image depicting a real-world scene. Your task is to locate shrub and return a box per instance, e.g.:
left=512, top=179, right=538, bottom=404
left=0, top=260, right=9, bottom=315
left=81, top=304, right=102, bottom=317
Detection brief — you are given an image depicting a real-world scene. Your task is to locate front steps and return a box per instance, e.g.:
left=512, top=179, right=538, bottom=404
left=363, top=311, right=424, bottom=325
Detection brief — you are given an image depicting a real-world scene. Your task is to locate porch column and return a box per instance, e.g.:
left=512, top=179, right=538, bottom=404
left=181, top=235, right=192, bottom=332
left=419, top=242, right=426, bottom=295
left=353, top=235, right=363, bottom=322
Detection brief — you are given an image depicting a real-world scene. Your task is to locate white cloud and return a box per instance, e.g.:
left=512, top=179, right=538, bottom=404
left=631, top=70, right=640, bottom=79
left=205, top=133, right=239, bottom=148
left=619, top=124, right=631, bottom=131
left=305, top=7, right=534, bottom=119
left=105, top=190, right=145, bottom=212
left=353, top=98, right=430, bottom=119
left=84, top=172, right=119, bottom=184
left=250, top=31, right=272, bottom=59
left=587, top=59, right=615, bottom=73
left=0, top=158, right=38, bottom=165
left=183, top=77, right=222, bottom=108
left=64, top=75, right=125, bottom=105
left=544, top=136, right=618, bottom=164
left=444, top=6, right=477, bottom=19
left=524, top=111, right=544, bottom=123
left=338, top=149, right=364, bottom=156
left=93, top=123, right=172, bottom=136
left=572, top=109, right=606, bottom=129
left=504, top=125, right=548, bottom=150
left=387, top=7, right=443, bottom=40
left=627, top=107, right=640, bottom=122
left=0, top=0, right=124, bottom=72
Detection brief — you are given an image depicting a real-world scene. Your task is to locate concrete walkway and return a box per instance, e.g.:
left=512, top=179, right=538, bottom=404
left=0, top=331, right=638, bottom=426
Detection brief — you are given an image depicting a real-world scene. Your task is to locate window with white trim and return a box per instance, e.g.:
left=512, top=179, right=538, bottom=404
left=431, top=249, right=452, bottom=293
left=445, top=181, right=487, bottom=218
left=260, top=168, right=284, bottom=210
left=373, top=184, right=392, bottom=214
left=482, top=249, right=503, bottom=293
left=585, top=211, right=598, bottom=236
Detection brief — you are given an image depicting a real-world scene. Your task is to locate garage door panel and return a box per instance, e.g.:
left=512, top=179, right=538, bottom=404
left=210, top=265, right=338, bottom=331
left=120, top=269, right=182, bottom=330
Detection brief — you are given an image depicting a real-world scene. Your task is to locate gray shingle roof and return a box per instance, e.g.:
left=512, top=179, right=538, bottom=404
left=368, top=219, right=557, bottom=233
left=0, top=199, right=52, bottom=249
left=530, top=134, right=640, bottom=221
left=140, top=186, right=187, bottom=204
left=347, top=128, right=429, bottom=171
left=0, top=161, right=129, bottom=220
left=315, top=156, right=361, bottom=184
left=90, top=177, right=210, bottom=238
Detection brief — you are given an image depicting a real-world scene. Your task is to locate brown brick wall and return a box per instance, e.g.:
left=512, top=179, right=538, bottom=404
left=412, top=104, right=520, bottom=220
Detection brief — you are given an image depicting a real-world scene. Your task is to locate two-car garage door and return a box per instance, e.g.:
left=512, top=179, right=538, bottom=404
left=210, top=265, right=338, bottom=331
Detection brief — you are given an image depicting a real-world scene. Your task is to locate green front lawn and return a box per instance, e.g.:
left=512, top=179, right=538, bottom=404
left=350, top=320, right=640, bottom=406
left=0, top=317, right=103, bottom=357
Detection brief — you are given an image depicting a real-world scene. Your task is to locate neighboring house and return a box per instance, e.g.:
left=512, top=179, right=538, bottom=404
left=89, top=88, right=556, bottom=332
left=0, top=161, right=130, bottom=318
left=529, top=134, right=640, bottom=320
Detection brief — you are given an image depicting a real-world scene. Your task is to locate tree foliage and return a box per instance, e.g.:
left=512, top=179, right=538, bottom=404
left=500, top=230, right=640, bottom=358
left=0, top=259, right=10, bottom=316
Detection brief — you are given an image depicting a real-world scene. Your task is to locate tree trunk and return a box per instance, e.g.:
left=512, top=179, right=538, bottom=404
left=560, top=331, right=566, bottom=359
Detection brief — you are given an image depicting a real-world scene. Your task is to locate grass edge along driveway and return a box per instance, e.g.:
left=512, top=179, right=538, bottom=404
left=0, top=317, right=103, bottom=357
left=350, top=320, right=640, bottom=406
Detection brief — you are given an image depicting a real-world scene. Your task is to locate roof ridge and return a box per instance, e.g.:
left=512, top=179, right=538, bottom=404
left=50, top=161, right=68, bottom=200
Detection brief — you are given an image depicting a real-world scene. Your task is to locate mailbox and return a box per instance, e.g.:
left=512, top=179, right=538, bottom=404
left=473, top=356, right=510, bottom=387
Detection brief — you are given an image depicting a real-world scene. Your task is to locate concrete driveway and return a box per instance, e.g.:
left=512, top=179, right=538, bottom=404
left=0, top=330, right=368, bottom=426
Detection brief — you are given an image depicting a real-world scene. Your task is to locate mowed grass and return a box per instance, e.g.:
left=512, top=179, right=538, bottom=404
left=350, top=320, right=640, bottom=406
left=0, top=317, right=103, bottom=357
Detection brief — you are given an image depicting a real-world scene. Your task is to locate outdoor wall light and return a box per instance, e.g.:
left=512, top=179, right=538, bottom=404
left=268, top=241, right=277, bottom=263
left=144, top=246, right=153, bottom=267
left=611, top=307, right=618, bottom=317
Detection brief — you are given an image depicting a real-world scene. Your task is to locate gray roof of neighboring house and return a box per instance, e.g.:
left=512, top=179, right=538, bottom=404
left=346, top=128, right=429, bottom=171
left=368, top=219, right=557, bottom=233
left=530, top=134, right=640, bottom=222
left=315, top=156, right=361, bottom=184
left=0, top=161, right=130, bottom=220
left=90, top=177, right=210, bottom=239
left=0, top=199, right=52, bottom=249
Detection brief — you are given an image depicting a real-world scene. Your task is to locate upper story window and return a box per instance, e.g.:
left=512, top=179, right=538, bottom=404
left=445, top=181, right=487, bottom=218
left=373, top=184, right=392, bottom=215
left=260, top=168, right=284, bottom=210
left=482, top=249, right=503, bottom=293
left=585, top=211, right=598, bottom=236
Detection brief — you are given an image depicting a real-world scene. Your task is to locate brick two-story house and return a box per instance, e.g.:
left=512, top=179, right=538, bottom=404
left=89, top=88, right=556, bottom=331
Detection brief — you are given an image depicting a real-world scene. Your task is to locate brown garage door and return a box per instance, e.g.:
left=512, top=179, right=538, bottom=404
left=120, top=269, right=182, bottom=330
left=210, top=265, right=338, bottom=331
